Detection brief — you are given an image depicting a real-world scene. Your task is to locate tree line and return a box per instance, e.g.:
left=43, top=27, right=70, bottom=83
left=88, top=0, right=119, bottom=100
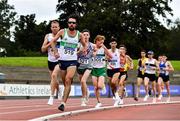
left=0, top=0, right=180, bottom=59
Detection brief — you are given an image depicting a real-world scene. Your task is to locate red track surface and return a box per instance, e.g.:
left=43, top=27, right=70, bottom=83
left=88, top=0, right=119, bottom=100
left=0, top=97, right=180, bottom=120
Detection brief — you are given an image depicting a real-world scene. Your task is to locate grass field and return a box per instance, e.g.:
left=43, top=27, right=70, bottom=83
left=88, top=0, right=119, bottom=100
left=0, top=57, right=47, bottom=67
left=0, top=57, right=180, bottom=71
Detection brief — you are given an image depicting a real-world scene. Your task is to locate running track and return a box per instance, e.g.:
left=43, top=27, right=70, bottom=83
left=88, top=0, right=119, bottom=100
left=0, top=97, right=180, bottom=120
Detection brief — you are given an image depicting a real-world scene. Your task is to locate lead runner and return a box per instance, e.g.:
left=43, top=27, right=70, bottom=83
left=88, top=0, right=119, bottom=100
left=49, top=14, right=87, bottom=111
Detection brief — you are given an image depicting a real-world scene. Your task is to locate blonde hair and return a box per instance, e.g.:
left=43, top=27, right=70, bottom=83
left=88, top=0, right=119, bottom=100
left=94, top=35, right=105, bottom=43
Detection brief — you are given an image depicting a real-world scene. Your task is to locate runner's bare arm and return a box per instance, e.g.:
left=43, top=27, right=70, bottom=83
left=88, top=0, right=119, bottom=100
left=92, top=44, right=98, bottom=56
left=50, top=29, right=64, bottom=52
left=126, top=55, right=134, bottom=70
left=137, top=59, right=140, bottom=69
left=80, top=33, right=88, bottom=51
left=41, top=34, right=49, bottom=53
left=102, top=44, right=112, bottom=58
left=166, top=61, right=174, bottom=71
left=105, top=49, right=112, bottom=61
left=154, top=59, right=159, bottom=71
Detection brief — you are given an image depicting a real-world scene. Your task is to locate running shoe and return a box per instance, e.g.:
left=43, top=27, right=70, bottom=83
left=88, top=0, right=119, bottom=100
left=47, top=96, right=53, bottom=105
left=114, top=98, right=120, bottom=107
left=81, top=98, right=87, bottom=106
left=119, top=98, right=124, bottom=105
left=112, top=96, right=116, bottom=100
left=157, top=95, right=163, bottom=101
left=58, top=102, right=65, bottom=111
left=143, top=94, right=149, bottom=101
left=134, top=97, right=138, bottom=101
left=95, top=103, right=102, bottom=108
left=166, top=96, right=170, bottom=103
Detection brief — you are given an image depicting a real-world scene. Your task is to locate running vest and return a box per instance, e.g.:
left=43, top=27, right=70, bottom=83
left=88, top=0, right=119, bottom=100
left=138, top=57, right=147, bottom=74
left=92, top=47, right=106, bottom=68
left=78, top=42, right=94, bottom=68
left=47, top=33, right=61, bottom=62
left=145, top=58, right=156, bottom=74
left=120, top=54, right=128, bottom=72
left=59, top=28, right=79, bottom=61
left=107, top=48, right=120, bottom=69
left=159, top=61, right=169, bottom=75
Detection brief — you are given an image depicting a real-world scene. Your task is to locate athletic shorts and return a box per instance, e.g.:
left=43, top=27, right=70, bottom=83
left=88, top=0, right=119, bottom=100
left=107, top=68, right=120, bottom=78
left=144, top=73, right=156, bottom=82
left=59, top=60, right=78, bottom=70
left=137, top=71, right=145, bottom=79
left=48, top=61, right=59, bottom=71
left=91, top=68, right=106, bottom=77
left=77, top=68, right=92, bottom=75
left=159, top=74, right=169, bottom=82
left=119, top=71, right=128, bottom=81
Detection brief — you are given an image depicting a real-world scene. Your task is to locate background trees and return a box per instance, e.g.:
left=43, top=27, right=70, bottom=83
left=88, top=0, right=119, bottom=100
left=13, top=14, right=47, bottom=56
left=0, top=0, right=179, bottom=59
left=0, top=0, right=16, bottom=56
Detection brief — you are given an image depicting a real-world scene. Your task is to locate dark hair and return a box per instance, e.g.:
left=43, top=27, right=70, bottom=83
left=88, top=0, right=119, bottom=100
left=50, top=19, right=60, bottom=26
left=110, top=36, right=117, bottom=43
left=119, top=44, right=126, bottom=48
left=141, top=49, right=146, bottom=53
left=82, top=29, right=90, bottom=33
left=119, top=44, right=127, bottom=51
left=68, top=14, right=79, bottom=23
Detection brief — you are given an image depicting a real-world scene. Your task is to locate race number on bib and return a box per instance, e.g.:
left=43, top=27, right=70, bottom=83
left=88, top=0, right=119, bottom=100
left=94, top=57, right=104, bottom=63
left=60, top=41, right=78, bottom=55
left=78, top=58, right=89, bottom=64
left=108, top=60, right=117, bottom=67
left=64, top=47, right=75, bottom=55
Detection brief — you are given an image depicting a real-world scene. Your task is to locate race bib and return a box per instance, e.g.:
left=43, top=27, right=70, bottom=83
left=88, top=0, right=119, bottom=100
left=94, top=57, right=104, bottom=63
left=61, top=41, right=78, bottom=55
left=64, top=47, right=75, bottom=55
left=78, top=58, right=89, bottom=64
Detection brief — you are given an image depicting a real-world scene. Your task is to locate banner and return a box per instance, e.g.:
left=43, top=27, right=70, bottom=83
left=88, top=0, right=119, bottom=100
left=0, top=84, right=74, bottom=96
left=74, top=85, right=110, bottom=97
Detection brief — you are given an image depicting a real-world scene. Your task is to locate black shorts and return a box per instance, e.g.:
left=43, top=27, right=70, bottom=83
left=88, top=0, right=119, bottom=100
left=144, top=73, right=156, bottom=82
left=59, top=60, right=78, bottom=70
left=48, top=61, right=59, bottom=71
left=77, top=68, right=92, bottom=75
left=119, top=71, right=128, bottom=81
left=159, top=74, right=170, bottom=82
left=107, top=68, right=120, bottom=78
left=137, top=71, right=145, bottom=79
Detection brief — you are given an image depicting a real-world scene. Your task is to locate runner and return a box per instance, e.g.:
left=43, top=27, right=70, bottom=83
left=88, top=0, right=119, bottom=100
left=41, top=20, right=61, bottom=105
left=106, top=37, right=121, bottom=106
left=77, top=29, right=96, bottom=106
left=118, top=45, right=133, bottom=105
left=49, top=14, right=87, bottom=111
left=157, top=55, right=174, bottom=102
left=91, top=35, right=112, bottom=108
left=143, top=50, right=158, bottom=103
left=134, top=50, right=147, bottom=101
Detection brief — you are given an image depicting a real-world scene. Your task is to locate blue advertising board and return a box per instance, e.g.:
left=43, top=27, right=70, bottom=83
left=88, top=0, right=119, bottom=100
left=74, top=84, right=180, bottom=97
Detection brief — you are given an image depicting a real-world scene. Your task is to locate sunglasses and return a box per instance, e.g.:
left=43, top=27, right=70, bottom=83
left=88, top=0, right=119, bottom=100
left=68, top=21, right=76, bottom=24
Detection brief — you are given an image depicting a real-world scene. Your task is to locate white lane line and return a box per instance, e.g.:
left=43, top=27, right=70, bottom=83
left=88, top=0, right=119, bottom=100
left=0, top=104, right=95, bottom=115
left=0, top=102, right=82, bottom=110
left=29, top=101, right=180, bottom=121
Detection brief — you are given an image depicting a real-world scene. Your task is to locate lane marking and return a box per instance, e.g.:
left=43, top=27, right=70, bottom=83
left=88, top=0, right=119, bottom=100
left=29, top=101, right=180, bottom=121
left=0, top=103, right=107, bottom=115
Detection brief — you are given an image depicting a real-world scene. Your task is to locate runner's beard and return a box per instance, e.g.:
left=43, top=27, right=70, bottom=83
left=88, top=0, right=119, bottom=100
left=69, top=26, right=75, bottom=31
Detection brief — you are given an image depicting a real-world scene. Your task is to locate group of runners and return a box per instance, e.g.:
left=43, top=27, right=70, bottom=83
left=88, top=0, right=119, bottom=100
left=41, top=14, right=174, bottom=112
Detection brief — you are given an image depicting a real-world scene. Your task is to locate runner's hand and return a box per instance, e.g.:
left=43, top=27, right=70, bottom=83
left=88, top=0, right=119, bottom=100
left=54, top=51, right=60, bottom=59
